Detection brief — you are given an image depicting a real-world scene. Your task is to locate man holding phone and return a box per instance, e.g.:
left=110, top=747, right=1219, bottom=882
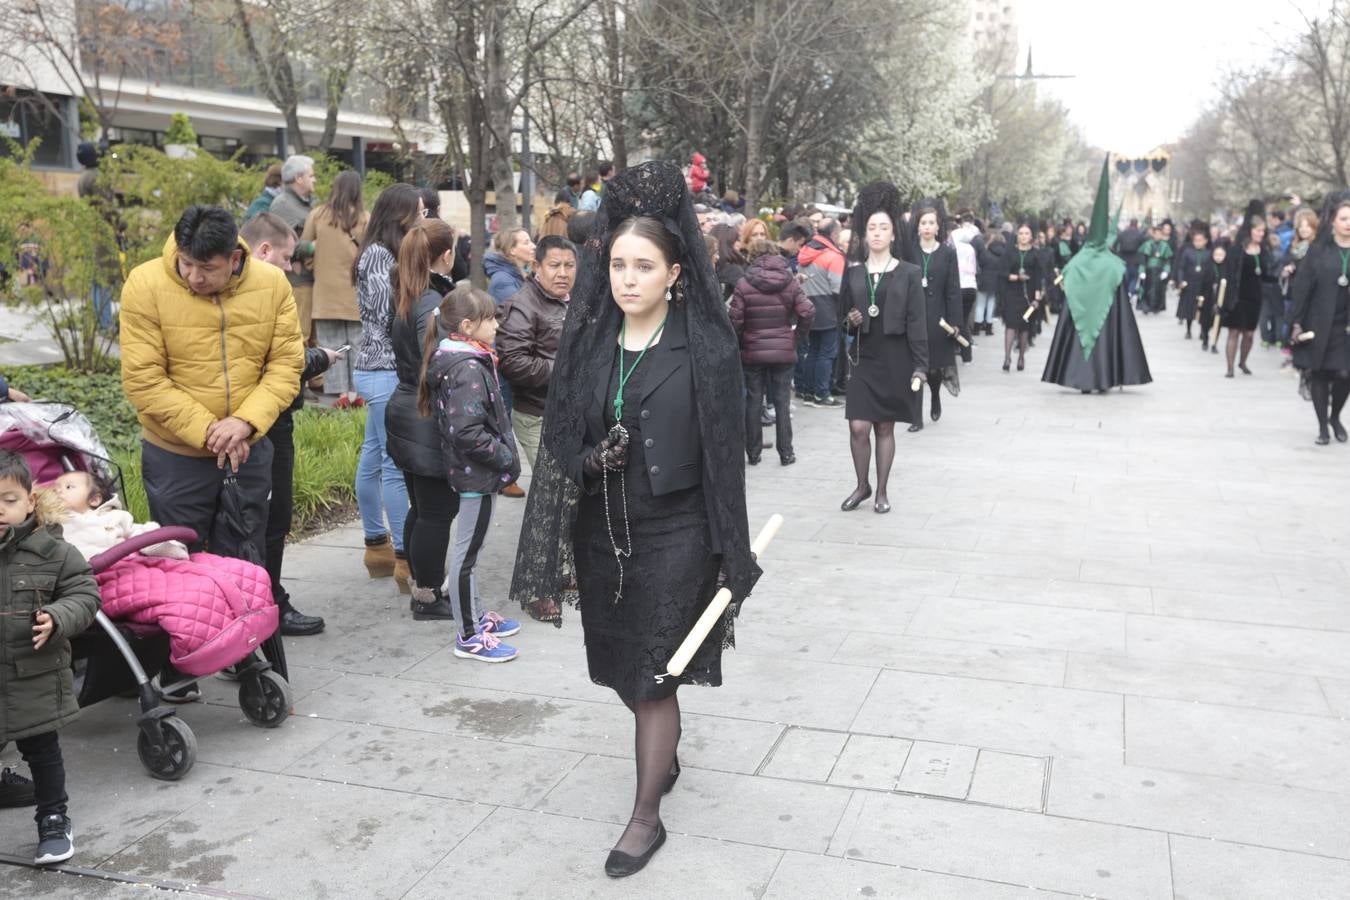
left=241, top=213, right=331, bottom=636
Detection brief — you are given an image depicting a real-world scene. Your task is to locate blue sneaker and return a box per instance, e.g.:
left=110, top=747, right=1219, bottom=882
left=35, top=814, right=73, bottom=865
left=454, top=630, right=518, bottom=663
left=478, top=611, right=520, bottom=637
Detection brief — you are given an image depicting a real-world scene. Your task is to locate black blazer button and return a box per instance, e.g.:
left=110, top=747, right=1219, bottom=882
left=650, top=465, right=661, bottom=476
left=644, top=438, right=654, bottom=448
left=640, top=409, right=651, bottom=420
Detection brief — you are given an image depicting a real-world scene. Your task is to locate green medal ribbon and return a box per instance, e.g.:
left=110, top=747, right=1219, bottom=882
left=921, top=251, right=931, bottom=287
left=1251, top=251, right=1261, bottom=276
left=1339, top=249, right=1350, bottom=287
left=613, top=313, right=668, bottom=423
left=1017, top=250, right=1027, bottom=274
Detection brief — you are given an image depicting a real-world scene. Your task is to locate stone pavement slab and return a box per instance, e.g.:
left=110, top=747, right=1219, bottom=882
left=7, top=310, right=1350, bottom=896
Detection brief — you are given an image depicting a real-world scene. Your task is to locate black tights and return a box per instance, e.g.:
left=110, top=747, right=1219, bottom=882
left=1310, top=371, right=1350, bottom=435
left=848, top=420, right=896, bottom=504
left=925, top=369, right=942, bottom=417
left=402, top=473, right=459, bottom=590
left=1225, top=328, right=1254, bottom=373
left=613, top=693, right=681, bottom=855
left=1003, top=327, right=1028, bottom=363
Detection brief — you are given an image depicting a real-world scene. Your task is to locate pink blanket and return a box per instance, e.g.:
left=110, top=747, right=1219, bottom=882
left=96, top=552, right=279, bottom=677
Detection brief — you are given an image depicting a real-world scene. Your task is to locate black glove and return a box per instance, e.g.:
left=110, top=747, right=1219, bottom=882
left=582, top=427, right=630, bottom=479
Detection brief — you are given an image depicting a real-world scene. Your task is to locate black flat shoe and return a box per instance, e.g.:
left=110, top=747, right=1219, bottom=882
left=1333, top=420, right=1347, bottom=443
left=907, top=422, right=923, bottom=433
left=931, top=407, right=941, bottom=422
left=747, top=455, right=761, bottom=466
left=605, top=823, right=666, bottom=878
left=874, top=499, right=891, bottom=514
left=1225, top=371, right=1235, bottom=378
left=1316, top=431, right=1331, bottom=446
left=1240, top=364, right=1252, bottom=375
left=1002, top=359, right=1011, bottom=372
left=841, top=486, right=873, bottom=511
left=780, top=454, right=796, bottom=466
left=1017, top=356, right=1025, bottom=371
left=663, top=757, right=681, bottom=795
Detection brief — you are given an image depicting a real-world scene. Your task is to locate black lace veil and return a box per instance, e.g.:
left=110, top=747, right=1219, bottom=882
left=509, top=161, right=760, bottom=625
left=848, top=182, right=906, bottom=264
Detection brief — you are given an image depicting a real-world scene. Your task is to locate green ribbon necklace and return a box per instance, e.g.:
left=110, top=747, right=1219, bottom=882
left=1339, top=249, right=1350, bottom=287
left=613, top=312, right=668, bottom=423
left=921, top=251, right=931, bottom=289
left=1017, top=249, right=1027, bottom=276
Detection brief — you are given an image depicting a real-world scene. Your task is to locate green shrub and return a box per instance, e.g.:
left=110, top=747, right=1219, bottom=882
left=290, top=405, right=364, bottom=530
left=163, top=113, right=198, bottom=146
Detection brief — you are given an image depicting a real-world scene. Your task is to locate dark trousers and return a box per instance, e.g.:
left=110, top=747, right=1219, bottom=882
left=803, top=328, right=839, bottom=399
left=14, top=732, right=66, bottom=822
left=744, top=364, right=794, bottom=459
left=449, top=495, right=493, bottom=640
left=402, top=472, right=459, bottom=591
left=264, top=415, right=295, bottom=609
left=141, top=438, right=274, bottom=561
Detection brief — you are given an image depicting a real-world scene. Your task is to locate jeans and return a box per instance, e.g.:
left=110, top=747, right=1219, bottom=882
left=793, top=330, right=809, bottom=394
left=1259, top=295, right=1285, bottom=345
left=974, top=291, right=997, bottom=324
left=1125, top=262, right=1141, bottom=297
left=803, top=328, right=839, bottom=399
left=91, top=282, right=114, bottom=331
left=744, top=364, right=794, bottom=458
left=353, top=368, right=408, bottom=551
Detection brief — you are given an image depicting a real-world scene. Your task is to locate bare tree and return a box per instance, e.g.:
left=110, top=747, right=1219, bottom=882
left=1277, top=4, right=1350, bottom=187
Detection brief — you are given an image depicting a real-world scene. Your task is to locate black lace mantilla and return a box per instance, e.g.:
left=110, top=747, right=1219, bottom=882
left=509, top=161, right=761, bottom=632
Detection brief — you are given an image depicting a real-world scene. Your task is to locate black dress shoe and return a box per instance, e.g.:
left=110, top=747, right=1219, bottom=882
left=874, top=499, right=891, bottom=514
left=1316, top=430, right=1331, bottom=445
left=1240, top=363, right=1252, bottom=375
left=747, top=454, right=761, bottom=466
left=907, top=422, right=923, bottom=432
left=931, top=407, right=942, bottom=422
left=280, top=608, right=326, bottom=636
left=780, top=454, right=796, bottom=466
left=841, top=486, right=872, bottom=511
left=605, top=822, right=667, bottom=878
left=1333, top=420, right=1348, bottom=443
left=1002, top=359, right=1011, bottom=372
left=663, top=757, right=681, bottom=795
left=1017, top=356, right=1025, bottom=371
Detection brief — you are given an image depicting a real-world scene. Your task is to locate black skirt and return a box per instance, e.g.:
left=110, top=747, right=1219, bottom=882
left=844, top=325, right=919, bottom=423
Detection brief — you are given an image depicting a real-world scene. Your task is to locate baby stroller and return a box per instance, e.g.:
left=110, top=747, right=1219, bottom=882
left=1, top=401, right=292, bottom=781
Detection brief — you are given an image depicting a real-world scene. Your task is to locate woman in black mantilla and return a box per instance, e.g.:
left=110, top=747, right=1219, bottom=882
left=1221, top=201, right=1277, bottom=377
left=508, top=162, right=759, bottom=877
left=901, top=199, right=962, bottom=430
left=1289, top=190, right=1350, bottom=445
left=998, top=222, right=1045, bottom=372
left=839, top=182, right=928, bottom=513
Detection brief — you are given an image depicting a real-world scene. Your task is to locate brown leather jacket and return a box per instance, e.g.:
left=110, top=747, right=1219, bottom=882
left=497, top=277, right=568, bottom=417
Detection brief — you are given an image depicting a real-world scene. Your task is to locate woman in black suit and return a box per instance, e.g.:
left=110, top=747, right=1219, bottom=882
left=1289, top=191, right=1350, bottom=444
left=839, top=182, right=929, bottom=514
left=510, top=162, right=758, bottom=877
left=998, top=222, right=1045, bottom=372
left=904, top=202, right=962, bottom=429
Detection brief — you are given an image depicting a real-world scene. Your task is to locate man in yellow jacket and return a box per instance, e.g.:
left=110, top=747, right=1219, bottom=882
left=121, top=205, right=304, bottom=567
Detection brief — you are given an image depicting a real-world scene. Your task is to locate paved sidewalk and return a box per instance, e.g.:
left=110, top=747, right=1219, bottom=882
left=3, top=309, right=1348, bottom=898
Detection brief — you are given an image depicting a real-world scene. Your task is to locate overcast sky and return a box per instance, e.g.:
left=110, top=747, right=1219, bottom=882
left=1016, top=0, right=1312, bottom=154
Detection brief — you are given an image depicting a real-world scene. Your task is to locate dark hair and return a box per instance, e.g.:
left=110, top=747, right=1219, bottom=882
left=353, top=183, right=422, bottom=284
left=263, top=163, right=283, bottom=190
left=419, top=187, right=441, bottom=219
left=817, top=218, right=841, bottom=240
left=239, top=212, right=294, bottom=253
left=566, top=174, right=581, bottom=188
left=396, top=218, right=457, bottom=322
left=0, top=449, right=32, bottom=492
left=583, top=170, right=600, bottom=185
left=174, top=205, right=239, bottom=260
left=417, top=284, right=498, bottom=416
left=322, top=170, right=365, bottom=234
left=745, top=239, right=779, bottom=263
left=535, top=234, right=577, bottom=263
left=598, top=161, right=613, bottom=178
left=779, top=222, right=811, bottom=243
left=711, top=222, right=743, bottom=267
left=567, top=210, right=595, bottom=245
left=611, top=216, right=687, bottom=301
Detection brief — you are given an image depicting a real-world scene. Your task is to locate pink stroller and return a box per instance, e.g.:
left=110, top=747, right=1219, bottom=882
left=1, top=401, right=292, bottom=781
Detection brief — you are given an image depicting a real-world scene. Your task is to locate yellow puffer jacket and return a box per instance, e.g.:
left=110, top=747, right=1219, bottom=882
left=121, top=236, right=305, bottom=457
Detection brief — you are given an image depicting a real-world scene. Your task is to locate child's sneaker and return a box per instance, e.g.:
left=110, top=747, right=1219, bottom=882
left=454, top=630, right=518, bottom=663
left=0, top=767, right=35, bottom=808
left=478, top=611, right=521, bottom=637
left=35, top=814, right=73, bottom=865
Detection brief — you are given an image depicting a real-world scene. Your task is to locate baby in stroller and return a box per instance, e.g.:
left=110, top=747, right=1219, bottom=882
left=42, top=470, right=188, bottom=562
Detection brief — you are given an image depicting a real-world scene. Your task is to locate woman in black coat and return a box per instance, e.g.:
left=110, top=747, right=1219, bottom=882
left=1289, top=192, right=1350, bottom=444
left=903, top=202, right=962, bottom=429
left=1221, top=203, right=1277, bottom=377
left=974, top=229, right=1005, bottom=335
left=998, top=223, right=1045, bottom=372
left=384, top=219, right=459, bottom=617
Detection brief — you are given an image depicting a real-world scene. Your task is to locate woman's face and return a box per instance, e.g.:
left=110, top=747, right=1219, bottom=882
left=1334, top=206, right=1350, bottom=240
left=865, top=213, right=893, bottom=254
left=917, top=213, right=938, bottom=242
left=1017, top=225, right=1032, bottom=247
left=510, top=230, right=535, bottom=266
left=747, top=220, right=768, bottom=243
left=1213, top=246, right=1227, bottom=265
left=609, top=231, right=680, bottom=318
left=1297, top=218, right=1316, bottom=241
left=1250, top=222, right=1266, bottom=244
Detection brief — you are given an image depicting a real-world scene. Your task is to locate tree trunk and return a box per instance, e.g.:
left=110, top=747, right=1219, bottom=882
left=485, top=4, right=519, bottom=233
left=600, top=0, right=627, bottom=169
left=741, top=0, right=769, bottom=215
left=318, top=65, right=352, bottom=152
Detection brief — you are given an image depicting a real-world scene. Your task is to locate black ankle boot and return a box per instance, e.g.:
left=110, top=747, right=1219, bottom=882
left=411, top=586, right=454, bottom=620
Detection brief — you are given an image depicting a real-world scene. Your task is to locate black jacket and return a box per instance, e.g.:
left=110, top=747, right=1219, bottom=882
left=269, top=347, right=334, bottom=436
left=385, top=272, right=452, bottom=478
left=1289, top=242, right=1348, bottom=371
left=976, top=238, right=1005, bottom=294
left=918, top=243, right=963, bottom=369
left=840, top=261, right=929, bottom=373
left=573, top=305, right=702, bottom=499
left=425, top=339, right=521, bottom=494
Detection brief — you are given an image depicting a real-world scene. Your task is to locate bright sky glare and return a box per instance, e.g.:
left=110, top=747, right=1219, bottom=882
left=1016, top=0, right=1310, bottom=154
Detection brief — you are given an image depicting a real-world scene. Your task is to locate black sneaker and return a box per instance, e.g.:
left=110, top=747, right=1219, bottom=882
left=35, top=814, right=73, bottom=865
left=0, top=767, right=35, bottom=808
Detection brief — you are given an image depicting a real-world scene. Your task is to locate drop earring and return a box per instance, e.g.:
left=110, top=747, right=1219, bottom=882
left=665, top=287, right=672, bottom=302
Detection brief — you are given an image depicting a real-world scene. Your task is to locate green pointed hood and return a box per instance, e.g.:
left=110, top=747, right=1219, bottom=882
left=1063, top=157, right=1126, bottom=358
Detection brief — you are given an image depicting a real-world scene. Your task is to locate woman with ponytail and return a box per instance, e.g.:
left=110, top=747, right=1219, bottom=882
left=385, top=219, right=462, bottom=619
